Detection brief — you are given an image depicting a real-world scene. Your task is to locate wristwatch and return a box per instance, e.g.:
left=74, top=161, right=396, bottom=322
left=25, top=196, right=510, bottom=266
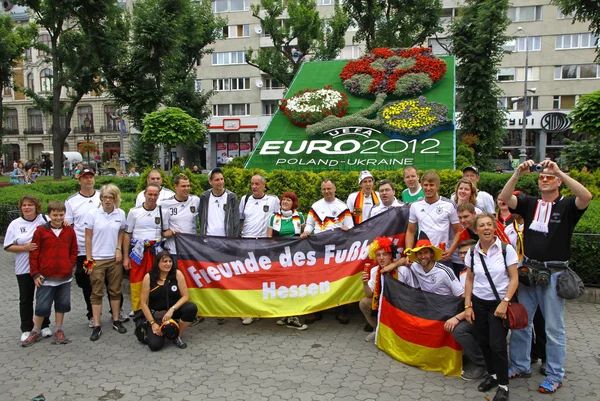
left=502, top=297, right=510, bottom=302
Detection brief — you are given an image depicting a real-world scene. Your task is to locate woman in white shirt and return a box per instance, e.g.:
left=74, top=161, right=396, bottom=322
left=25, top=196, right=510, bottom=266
left=464, top=213, right=519, bottom=401
left=3, top=195, right=52, bottom=342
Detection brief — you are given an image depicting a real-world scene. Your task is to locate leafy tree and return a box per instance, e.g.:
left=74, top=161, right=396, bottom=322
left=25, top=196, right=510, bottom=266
left=246, top=0, right=349, bottom=87
left=562, top=90, right=600, bottom=170
left=552, top=1, right=600, bottom=62
left=344, top=0, right=443, bottom=51
left=450, top=0, right=511, bottom=170
left=141, top=107, right=207, bottom=149
left=16, top=0, right=127, bottom=179
left=0, top=14, right=37, bottom=141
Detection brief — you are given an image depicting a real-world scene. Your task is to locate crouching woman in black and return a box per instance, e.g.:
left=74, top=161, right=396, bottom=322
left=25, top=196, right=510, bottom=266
left=140, top=251, right=197, bottom=350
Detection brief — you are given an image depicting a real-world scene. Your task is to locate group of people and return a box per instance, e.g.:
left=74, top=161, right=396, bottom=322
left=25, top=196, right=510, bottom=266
left=4, top=161, right=590, bottom=399
left=10, top=160, right=42, bottom=184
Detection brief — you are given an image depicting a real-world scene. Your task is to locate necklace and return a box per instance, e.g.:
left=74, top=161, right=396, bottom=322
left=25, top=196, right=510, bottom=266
left=158, top=276, right=168, bottom=282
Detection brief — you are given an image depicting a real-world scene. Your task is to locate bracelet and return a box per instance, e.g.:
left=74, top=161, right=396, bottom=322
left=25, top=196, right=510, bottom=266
left=454, top=316, right=461, bottom=322
left=465, top=305, right=473, bottom=310
left=170, top=306, right=176, bottom=311
left=116, top=248, right=122, bottom=251
left=149, top=320, right=156, bottom=325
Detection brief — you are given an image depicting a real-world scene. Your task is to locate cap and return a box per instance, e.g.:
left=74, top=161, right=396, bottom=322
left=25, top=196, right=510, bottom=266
left=160, top=319, right=180, bottom=341
left=208, top=167, right=223, bottom=181
left=80, top=168, right=95, bottom=177
left=462, top=166, right=479, bottom=176
left=358, top=170, right=374, bottom=185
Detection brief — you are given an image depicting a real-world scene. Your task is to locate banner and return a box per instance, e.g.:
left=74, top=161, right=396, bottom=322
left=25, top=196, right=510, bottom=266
left=175, top=207, right=409, bottom=317
left=377, top=275, right=464, bottom=377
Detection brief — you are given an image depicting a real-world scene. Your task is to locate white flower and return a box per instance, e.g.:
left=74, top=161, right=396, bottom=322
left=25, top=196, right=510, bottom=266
left=285, top=89, right=344, bottom=114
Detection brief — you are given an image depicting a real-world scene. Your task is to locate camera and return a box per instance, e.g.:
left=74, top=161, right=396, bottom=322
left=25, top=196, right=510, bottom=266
left=529, top=163, right=544, bottom=173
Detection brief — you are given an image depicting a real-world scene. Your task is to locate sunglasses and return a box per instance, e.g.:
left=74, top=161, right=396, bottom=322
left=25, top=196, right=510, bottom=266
left=538, top=174, right=556, bottom=182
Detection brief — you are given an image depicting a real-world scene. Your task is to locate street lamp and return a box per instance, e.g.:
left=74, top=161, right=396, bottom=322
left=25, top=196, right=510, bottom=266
left=84, top=114, right=91, bottom=166
left=517, top=26, right=529, bottom=163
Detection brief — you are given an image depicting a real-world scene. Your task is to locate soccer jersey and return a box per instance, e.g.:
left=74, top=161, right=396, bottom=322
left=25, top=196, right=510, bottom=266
left=206, top=192, right=228, bottom=236
left=346, top=191, right=380, bottom=223
left=125, top=205, right=163, bottom=241
left=3, top=214, right=48, bottom=275
left=161, top=195, right=200, bottom=253
left=65, top=190, right=101, bottom=256
left=409, top=197, right=459, bottom=249
left=83, top=207, right=126, bottom=259
left=135, top=187, right=175, bottom=207
left=305, top=198, right=354, bottom=235
left=268, top=212, right=305, bottom=237
left=410, top=262, right=464, bottom=296
left=402, top=187, right=424, bottom=203
left=240, top=194, right=280, bottom=238
left=369, top=199, right=404, bottom=218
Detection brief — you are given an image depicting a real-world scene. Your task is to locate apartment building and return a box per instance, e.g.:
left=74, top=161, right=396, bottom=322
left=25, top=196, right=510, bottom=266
left=431, top=0, right=600, bottom=163
left=1, top=1, right=131, bottom=170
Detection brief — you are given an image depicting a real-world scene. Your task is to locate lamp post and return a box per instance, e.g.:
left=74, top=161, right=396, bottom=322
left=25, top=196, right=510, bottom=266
left=517, top=27, right=529, bottom=163
left=83, top=114, right=91, bottom=166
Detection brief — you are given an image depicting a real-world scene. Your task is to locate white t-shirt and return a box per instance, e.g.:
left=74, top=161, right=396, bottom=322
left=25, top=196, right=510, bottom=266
left=83, top=207, right=126, bottom=259
left=3, top=214, right=48, bottom=275
left=369, top=199, right=403, bottom=218
left=240, top=194, right=280, bottom=238
left=135, top=187, right=175, bottom=207
left=125, top=205, right=163, bottom=241
left=347, top=191, right=380, bottom=222
left=409, top=197, right=459, bottom=248
left=477, top=191, right=496, bottom=214
left=305, top=198, right=354, bottom=235
left=65, top=190, right=101, bottom=256
left=464, top=238, right=518, bottom=301
left=367, top=265, right=420, bottom=291
left=410, top=262, right=464, bottom=297
left=161, top=195, right=201, bottom=253
left=206, top=192, right=228, bottom=236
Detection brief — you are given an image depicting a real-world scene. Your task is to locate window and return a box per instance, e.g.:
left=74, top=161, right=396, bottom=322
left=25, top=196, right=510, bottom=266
left=429, top=38, right=451, bottom=56
left=556, top=33, right=599, bottom=50
left=265, top=78, right=283, bottom=89
left=224, top=24, right=250, bottom=39
left=555, top=64, right=600, bottom=79
left=498, top=97, right=508, bottom=109
left=27, top=109, right=43, bottom=130
left=213, top=78, right=249, bottom=91
left=78, top=106, right=93, bottom=129
left=25, top=47, right=32, bottom=61
left=516, top=67, right=540, bottom=81
left=104, top=105, right=119, bottom=131
left=514, top=96, right=539, bottom=110
left=497, top=67, right=516, bottom=82
left=263, top=102, right=278, bottom=116
left=3, top=77, right=11, bottom=96
left=212, top=0, right=227, bottom=12
left=557, top=8, right=575, bottom=19
left=318, top=0, right=333, bottom=5
left=194, top=79, right=202, bottom=92
left=213, top=79, right=230, bottom=91
left=230, top=0, right=249, bottom=12
left=508, top=6, right=543, bottom=22
left=516, top=37, right=541, bottom=52
left=553, top=95, right=578, bottom=109
left=27, top=73, right=34, bottom=90
left=40, top=68, right=53, bottom=92
left=337, top=45, right=364, bottom=60
left=5, top=109, right=18, bottom=131
left=440, top=8, right=455, bottom=25
left=212, top=51, right=246, bottom=65
left=212, top=104, right=250, bottom=116
left=37, top=34, right=51, bottom=57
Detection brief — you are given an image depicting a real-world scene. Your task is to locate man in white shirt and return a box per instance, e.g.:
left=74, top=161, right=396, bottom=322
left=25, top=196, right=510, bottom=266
left=347, top=170, right=380, bottom=224
left=301, top=178, right=353, bottom=238
left=239, top=174, right=280, bottom=238
left=406, top=171, right=462, bottom=267
left=462, top=166, right=495, bottom=214
left=369, top=179, right=404, bottom=218
left=198, top=168, right=240, bottom=237
left=161, top=173, right=200, bottom=255
left=135, top=169, right=175, bottom=207
left=65, top=169, right=101, bottom=328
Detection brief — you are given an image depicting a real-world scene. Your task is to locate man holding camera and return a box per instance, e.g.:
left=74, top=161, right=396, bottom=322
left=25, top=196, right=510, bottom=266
left=498, top=159, right=591, bottom=394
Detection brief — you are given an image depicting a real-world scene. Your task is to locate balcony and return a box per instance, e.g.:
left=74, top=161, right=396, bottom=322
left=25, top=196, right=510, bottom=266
left=260, top=87, right=286, bottom=101
left=24, top=129, right=43, bottom=135
left=73, top=125, right=95, bottom=134
left=3, top=128, right=19, bottom=135
left=100, top=126, right=120, bottom=133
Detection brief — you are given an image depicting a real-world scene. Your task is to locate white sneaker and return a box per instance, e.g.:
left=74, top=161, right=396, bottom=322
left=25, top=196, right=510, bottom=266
left=20, top=331, right=31, bottom=342
left=88, top=318, right=95, bottom=328
left=241, top=317, right=256, bottom=325
left=41, top=328, right=53, bottom=338
left=119, top=310, right=130, bottom=323
left=128, top=310, right=135, bottom=317
left=365, top=332, right=376, bottom=342
left=276, top=318, right=287, bottom=326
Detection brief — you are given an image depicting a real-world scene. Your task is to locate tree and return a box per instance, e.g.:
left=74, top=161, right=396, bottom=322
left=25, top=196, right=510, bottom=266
left=344, top=0, right=443, bottom=51
left=246, top=0, right=349, bottom=87
left=16, top=0, right=127, bottom=179
left=562, top=90, right=600, bottom=170
left=450, top=0, right=511, bottom=170
left=0, top=14, right=37, bottom=142
left=141, top=107, right=207, bottom=149
left=552, top=1, right=600, bottom=62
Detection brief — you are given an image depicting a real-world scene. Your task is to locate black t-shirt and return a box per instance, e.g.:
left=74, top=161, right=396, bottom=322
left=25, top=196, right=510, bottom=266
left=149, top=276, right=182, bottom=311
left=510, top=194, right=586, bottom=261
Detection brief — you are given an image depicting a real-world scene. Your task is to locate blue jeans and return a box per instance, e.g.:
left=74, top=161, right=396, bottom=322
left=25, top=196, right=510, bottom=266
left=509, top=272, right=566, bottom=382
left=35, top=282, right=72, bottom=317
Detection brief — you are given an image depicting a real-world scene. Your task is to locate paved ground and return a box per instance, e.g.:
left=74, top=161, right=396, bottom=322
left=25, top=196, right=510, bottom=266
left=1, top=247, right=599, bottom=401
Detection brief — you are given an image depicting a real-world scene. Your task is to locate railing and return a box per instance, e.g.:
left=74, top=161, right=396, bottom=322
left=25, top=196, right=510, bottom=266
left=23, top=128, right=43, bottom=135
left=2, top=128, right=19, bottom=135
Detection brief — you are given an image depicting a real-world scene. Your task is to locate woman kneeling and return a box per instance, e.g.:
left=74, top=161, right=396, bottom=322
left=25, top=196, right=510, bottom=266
left=140, top=251, right=197, bottom=351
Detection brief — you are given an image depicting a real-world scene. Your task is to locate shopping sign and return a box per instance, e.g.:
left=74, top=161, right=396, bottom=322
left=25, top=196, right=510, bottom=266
left=245, top=57, right=456, bottom=172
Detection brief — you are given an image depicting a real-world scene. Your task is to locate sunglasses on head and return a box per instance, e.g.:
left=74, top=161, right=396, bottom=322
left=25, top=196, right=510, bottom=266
left=538, top=174, right=556, bottom=182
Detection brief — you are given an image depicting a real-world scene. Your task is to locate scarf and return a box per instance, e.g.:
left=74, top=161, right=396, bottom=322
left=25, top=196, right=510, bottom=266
left=371, top=263, right=398, bottom=315
left=352, top=190, right=380, bottom=225
left=271, top=210, right=302, bottom=235
left=513, top=220, right=524, bottom=262
left=529, top=199, right=555, bottom=233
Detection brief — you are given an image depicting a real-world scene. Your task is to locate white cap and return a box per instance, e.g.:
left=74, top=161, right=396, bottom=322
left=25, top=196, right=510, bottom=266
left=358, top=170, right=373, bottom=185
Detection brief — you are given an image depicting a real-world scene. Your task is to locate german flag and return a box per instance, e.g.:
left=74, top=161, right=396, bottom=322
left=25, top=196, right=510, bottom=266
left=377, top=275, right=464, bottom=377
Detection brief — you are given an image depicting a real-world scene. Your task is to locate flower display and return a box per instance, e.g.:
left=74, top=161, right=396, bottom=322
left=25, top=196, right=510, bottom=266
left=78, top=140, right=99, bottom=154
left=377, top=96, right=451, bottom=137
left=340, top=47, right=446, bottom=98
left=280, top=86, right=349, bottom=127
